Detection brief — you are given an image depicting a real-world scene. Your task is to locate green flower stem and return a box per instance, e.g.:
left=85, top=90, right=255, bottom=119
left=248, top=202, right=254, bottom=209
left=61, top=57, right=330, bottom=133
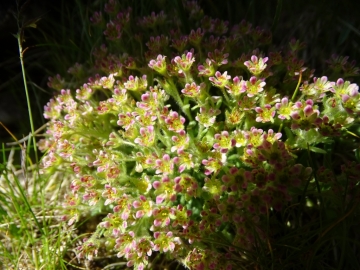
left=121, top=140, right=137, bottom=148
left=164, top=78, right=193, bottom=121
left=197, top=124, right=204, bottom=140
left=17, top=31, right=39, bottom=164
left=291, top=70, right=303, bottom=102
left=155, top=125, right=171, bottom=149
left=183, top=70, right=194, bottom=84
left=278, top=122, right=283, bottom=133
left=220, top=87, right=230, bottom=104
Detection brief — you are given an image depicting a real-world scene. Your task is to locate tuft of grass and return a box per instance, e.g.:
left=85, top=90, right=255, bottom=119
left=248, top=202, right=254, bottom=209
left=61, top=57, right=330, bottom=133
left=0, top=144, right=75, bottom=269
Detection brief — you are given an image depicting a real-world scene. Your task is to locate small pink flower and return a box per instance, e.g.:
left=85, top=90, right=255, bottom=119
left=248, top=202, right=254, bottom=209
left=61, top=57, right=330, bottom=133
left=208, top=49, right=229, bottom=66
left=245, top=127, right=265, bottom=148
left=155, top=154, right=174, bottom=175
left=202, top=177, right=226, bottom=200
left=243, top=76, right=266, bottom=97
left=134, top=237, right=154, bottom=257
left=290, top=100, right=321, bottom=130
left=173, top=51, right=195, bottom=72
left=225, top=76, right=246, bottom=96
left=138, top=11, right=166, bottom=28
left=99, top=74, right=115, bottom=89
left=171, top=130, right=189, bottom=152
left=244, top=55, right=268, bottom=75
left=181, top=82, right=204, bottom=98
left=102, top=184, right=117, bottom=205
left=115, top=231, right=135, bottom=258
left=173, top=150, right=194, bottom=173
left=153, top=231, right=180, bottom=252
left=104, top=21, right=122, bottom=40
left=56, top=89, right=73, bottom=105
left=255, top=104, right=276, bottom=123
left=43, top=98, right=62, bottom=119
left=153, top=175, right=177, bottom=204
left=275, top=97, right=293, bottom=120
left=165, top=111, right=186, bottom=132
left=196, top=107, right=221, bottom=127
left=76, top=83, right=93, bottom=101
left=47, top=74, right=65, bottom=91
left=171, top=205, right=192, bottom=228
left=188, top=28, right=204, bottom=45
left=124, top=75, right=147, bottom=91
left=213, top=131, right=236, bottom=153
left=174, top=174, right=198, bottom=198
left=113, top=194, right=132, bottom=221
left=117, top=112, right=135, bottom=130
left=146, top=35, right=169, bottom=51
left=152, top=206, right=171, bottom=227
left=148, top=54, right=167, bottom=75
left=202, top=156, right=224, bottom=175
left=132, top=195, right=153, bottom=218
left=209, top=71, right=231, bottom=87
left=171, top=36, right=188, bottom=53
left=134, top=126, right=155, bottom=147
left=198, top=58, right=215, bottom=77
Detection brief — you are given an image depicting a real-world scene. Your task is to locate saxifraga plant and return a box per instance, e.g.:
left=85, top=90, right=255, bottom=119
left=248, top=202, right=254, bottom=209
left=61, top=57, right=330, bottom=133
left=39, top=1, right=360, bottom=269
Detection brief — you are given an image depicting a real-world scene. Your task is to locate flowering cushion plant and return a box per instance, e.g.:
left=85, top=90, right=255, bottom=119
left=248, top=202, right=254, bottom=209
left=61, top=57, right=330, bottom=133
left=40, top=1, right=360, bottom=269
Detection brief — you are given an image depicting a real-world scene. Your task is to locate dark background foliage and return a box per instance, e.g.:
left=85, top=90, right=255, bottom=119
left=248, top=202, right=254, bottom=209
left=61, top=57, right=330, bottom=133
left=1, top=0, right=359, bottom=142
